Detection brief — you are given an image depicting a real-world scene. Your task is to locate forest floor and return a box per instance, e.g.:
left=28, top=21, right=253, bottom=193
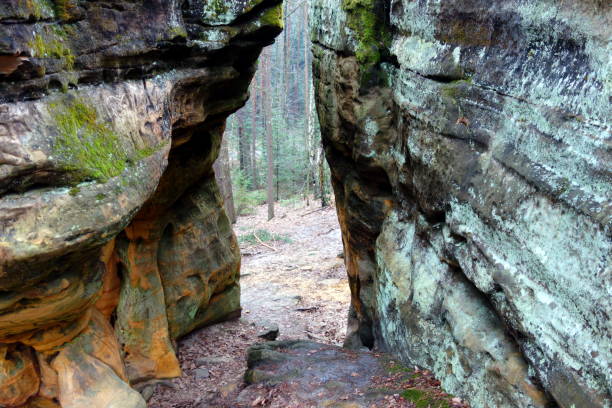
left=148, top=200, right=350, bottom=408
left=148, top=201, right=468, bottom=408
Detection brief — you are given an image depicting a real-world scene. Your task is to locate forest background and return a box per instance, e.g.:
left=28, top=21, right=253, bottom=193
left=214, top=0, right=331, bottom=222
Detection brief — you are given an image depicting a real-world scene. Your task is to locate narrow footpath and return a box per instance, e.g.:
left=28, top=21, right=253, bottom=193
left=149, top=202, right=350, bottom=407
left=149, top=202, right=468, bottom=408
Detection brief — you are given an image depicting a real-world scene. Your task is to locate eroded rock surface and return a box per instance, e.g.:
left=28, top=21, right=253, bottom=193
left=311, top=1, right=611, bottom=407
left=0, top=1, right=282, bottom=406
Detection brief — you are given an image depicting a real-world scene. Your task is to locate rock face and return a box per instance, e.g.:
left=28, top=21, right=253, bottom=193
left=311, top=1, right=611, bottom=407
left=0, top=1, right=282, bottom=406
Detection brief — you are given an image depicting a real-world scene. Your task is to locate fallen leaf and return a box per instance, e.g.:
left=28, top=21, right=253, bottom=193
left=0, top=53, right=28, bottom=75
left=456, top=117, right=471, bottom=126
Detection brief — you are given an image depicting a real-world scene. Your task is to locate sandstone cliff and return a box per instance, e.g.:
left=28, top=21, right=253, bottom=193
left=0, top=1, right=282, bottom=407
left=311, top=1, right=610, bottom=407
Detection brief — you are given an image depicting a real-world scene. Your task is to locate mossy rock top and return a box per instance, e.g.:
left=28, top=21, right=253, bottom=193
left=200, top=0, right=269, bottom=25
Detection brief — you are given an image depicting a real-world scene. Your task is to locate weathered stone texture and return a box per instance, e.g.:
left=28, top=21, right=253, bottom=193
left=0, top=0, right=282, bottom=406
left=311, top=1, right=611, bottom=407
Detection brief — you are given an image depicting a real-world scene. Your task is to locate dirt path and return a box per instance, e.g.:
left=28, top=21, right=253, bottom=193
left=238, top=202, right=349, bottom=344
left=149, top=201, right=350, bottom=407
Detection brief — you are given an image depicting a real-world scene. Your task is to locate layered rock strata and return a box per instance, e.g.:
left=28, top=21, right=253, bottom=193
left=311, top=1, right=611, bottom=407
left=0, top=1, right=282, bottom=407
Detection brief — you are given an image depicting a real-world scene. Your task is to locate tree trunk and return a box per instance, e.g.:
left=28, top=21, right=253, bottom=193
left=238, top=122, right=245, bottom=171
left=318, top=142, right=328, bottom=207
left=263, top=50, right=275, bottom=220
left=213, top=133, right=236, bottom=223
left=275, top=133, right=280, bottom=201
left=303, top=3, right=312, bottom=205
left=250, top=79, right=259, bottom=189
left=237, top=110, right=252, bottom=183
left=282, top=0, right=291, bottom=124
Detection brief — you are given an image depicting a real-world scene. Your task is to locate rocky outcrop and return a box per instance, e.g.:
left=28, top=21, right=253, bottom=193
left=0, top=1, right=282, bottom=406
left=311, top=1, right=611, bottom=407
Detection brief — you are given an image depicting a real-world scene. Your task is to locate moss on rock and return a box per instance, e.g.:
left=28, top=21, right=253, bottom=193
left=210, top=0, right=229, bottom=16
left=168, top=25, right=188, bottom=39
left=50, top=96, right=127, bottom=182
left=52, top=0, right=78, bottom=21
left=49, top=95, right=166, bottom=183
left=259, top=3, right=284, bottom=29
left=401, top=389, right=451, bottom=408
left=26, top=0, right=55, bottom=19
left=200, top=0, right=231, bottom=24
left=28, top=26, right=76, bottom=70
left=341, top=0, right=390, bottom=71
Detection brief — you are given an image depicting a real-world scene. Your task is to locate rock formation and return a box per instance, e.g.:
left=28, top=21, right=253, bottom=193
left=0, top=1, right=282, bottom=407
left=311, top=1, right=611, bottom=407
left=1, top=0, right=610, bottom=407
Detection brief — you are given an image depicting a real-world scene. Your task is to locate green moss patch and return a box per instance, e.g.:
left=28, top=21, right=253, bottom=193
left=342, top=0, right=390, bottom=72
left=52, top=0, right=78, bottom=21
left=50, top=97, right=127, bottom=182
left=28, top=26, right=76, bottom=69
left=210, top=0, right=229, bottom=16
left=259, top=3, right=284, bottom=29
left=168, top=25, right=188, bottom=39
left=401, top=389, right=451, bottom=408
left=25, top=0, right=55, bottom=19
left=387, top=362, right=412, bottom=374
left=400, top=388, right=451, bottom=408
left=50, top=96, right=166, bottom=184
left=379, top=357, right=459, bottom=408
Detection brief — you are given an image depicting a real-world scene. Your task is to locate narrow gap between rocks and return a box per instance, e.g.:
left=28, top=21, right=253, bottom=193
left=149, top=201, right=350, bottom=407
left=148, top=0, right=470, bottom=406
left=148, top=200, right=469, bottom=408
left=148, top=35, right=467, bottom=408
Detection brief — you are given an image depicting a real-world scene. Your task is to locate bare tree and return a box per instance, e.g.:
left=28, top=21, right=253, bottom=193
left=237, top=110, right=252, bottom=179
left=213, top=134, right=236, bottom=223
left=318, top=143, right=328, bottom=207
